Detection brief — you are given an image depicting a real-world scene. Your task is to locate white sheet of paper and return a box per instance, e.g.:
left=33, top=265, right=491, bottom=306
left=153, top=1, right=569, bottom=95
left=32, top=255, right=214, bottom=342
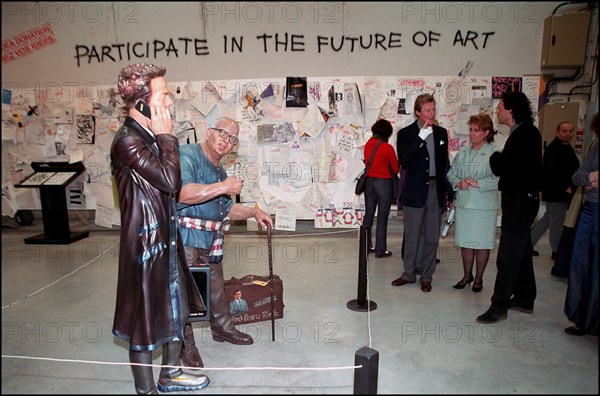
left=522, top=75, right=541, bottom=114
left=25, top=117, right=45, bottom=144
left=95, top=201, right=116, bottom=228
left=191, top=83, right=221, bottom=116
left=344, top=82, right=362, bottom=116
left=363, top=78, right=387, bottom=110
left=68, top=147, right=84, bottom=164
left=1, top=125, right=17, bottom=142
left=297, top=105, right=326, bottom=138
left=378, top=97, right=399, bottom=120
left=275, top=203, right=296, bottom=231
left=53, top=106, right=74, bottom=124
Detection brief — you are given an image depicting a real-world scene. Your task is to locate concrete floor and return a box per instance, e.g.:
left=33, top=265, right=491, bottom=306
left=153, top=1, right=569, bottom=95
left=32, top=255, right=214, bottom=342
left=1, top=213, right=598, bottom=394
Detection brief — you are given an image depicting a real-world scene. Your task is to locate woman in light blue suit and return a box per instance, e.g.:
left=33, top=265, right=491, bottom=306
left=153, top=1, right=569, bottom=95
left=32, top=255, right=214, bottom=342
left=447, top=114, right=499, bottom=292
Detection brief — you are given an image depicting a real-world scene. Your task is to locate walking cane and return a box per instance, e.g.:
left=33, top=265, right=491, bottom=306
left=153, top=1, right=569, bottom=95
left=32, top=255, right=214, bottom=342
left=267, top=223, right=275, bottom=341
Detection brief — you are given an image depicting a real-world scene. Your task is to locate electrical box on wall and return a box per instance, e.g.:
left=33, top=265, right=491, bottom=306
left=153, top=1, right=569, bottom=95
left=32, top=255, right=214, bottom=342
left=538, top=101, right=579, bottom=149
left=541, top=10, right=590, bottom=69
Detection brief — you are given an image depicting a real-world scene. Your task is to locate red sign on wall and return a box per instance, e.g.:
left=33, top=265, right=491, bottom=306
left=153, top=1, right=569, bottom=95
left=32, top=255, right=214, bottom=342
left=2, top=23, right=57, bottom=64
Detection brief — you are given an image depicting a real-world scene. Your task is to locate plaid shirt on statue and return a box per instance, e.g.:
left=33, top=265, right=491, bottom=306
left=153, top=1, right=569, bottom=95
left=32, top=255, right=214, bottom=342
left=178, top=216, right=231, bottom=262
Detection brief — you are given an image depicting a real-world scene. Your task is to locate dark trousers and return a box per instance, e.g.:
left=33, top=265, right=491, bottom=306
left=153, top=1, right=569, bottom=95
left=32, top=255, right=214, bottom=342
left=565, top=201, right=599, bottom=335
left=491, top=192, right=540, bottom=311
left=363, top=177, right=393, bottom=255
left=402, top=182, right=441, bottom=283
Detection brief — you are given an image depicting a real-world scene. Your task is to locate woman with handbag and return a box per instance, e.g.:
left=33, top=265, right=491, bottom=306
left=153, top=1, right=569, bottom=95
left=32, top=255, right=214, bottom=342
left=362, top=119, right=400, bottom=258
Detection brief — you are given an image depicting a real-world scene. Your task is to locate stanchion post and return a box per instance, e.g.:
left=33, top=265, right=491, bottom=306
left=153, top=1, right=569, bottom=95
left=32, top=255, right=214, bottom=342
left=357, top=225, right=368, bottom=305
left=347, top=225, right=377, bottom=311
left=354, top=346, right=379, bottom=394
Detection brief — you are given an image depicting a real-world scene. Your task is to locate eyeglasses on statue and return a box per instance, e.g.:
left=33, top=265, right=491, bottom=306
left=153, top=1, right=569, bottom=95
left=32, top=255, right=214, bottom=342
left=212, top=128, right=239, bottom=145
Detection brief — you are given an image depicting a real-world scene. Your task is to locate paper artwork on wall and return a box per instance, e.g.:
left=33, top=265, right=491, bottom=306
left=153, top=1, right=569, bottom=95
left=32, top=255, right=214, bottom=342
left=192, top=82, right=222, bottom=115
left=241, top=83, right=262, bottom=121
left=2, top=89, right=12, bottom=104
left=314, top=202, right=364, bottom=229
left=455, top=104, right=481, bottom=135
left=344, top=82, right=363, bottom=116
left=257, top=124, right=276, bottom=143
left=297, top=105, right=326, bottom=138
left=492, top=76, right=522, bottom=98
left=76, top=115, right=95, bottom=144
left=54, top=106, right=73, bottom=124
left=379, top=97, right=399, bottom=122
left=275, top=203, right=296, bottom=231
left=3, top=72, right=542, bottom=222
left=286, top=77, right=308, bottom=108
left=273, top=122, right=296, bottom=143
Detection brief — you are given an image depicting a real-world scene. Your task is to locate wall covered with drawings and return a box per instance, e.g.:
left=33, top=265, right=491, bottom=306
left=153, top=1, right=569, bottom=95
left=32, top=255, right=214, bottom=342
left=1, top=73, right=543, bottom=229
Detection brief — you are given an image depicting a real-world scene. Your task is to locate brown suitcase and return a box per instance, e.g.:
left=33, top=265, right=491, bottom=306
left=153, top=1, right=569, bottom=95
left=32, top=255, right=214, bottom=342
left=224, top=274, right=284, bottom=325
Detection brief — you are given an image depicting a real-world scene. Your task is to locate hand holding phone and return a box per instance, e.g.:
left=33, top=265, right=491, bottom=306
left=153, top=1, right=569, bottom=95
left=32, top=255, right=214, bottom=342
left=135, top=99, right=173, bottom=135
left=135, top=100, right=151, bottom=119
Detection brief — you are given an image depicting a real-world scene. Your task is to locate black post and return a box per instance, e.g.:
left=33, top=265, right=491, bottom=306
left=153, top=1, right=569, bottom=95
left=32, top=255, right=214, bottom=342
left=347, top=225, right=377, bottom=311
left=267, top=224, right=275, bottom=341
left=353, top=346, right=379, bottom=394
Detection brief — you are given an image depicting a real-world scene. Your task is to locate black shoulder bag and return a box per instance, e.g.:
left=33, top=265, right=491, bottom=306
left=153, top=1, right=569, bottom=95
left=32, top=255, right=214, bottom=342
left=355, top=141, right=383, bottom=195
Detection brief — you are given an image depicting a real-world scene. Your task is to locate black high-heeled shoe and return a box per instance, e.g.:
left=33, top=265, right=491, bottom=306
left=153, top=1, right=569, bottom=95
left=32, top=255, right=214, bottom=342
left=453, top=275, right=474, bottom=289
left=472, top=280, right=483, bottom=293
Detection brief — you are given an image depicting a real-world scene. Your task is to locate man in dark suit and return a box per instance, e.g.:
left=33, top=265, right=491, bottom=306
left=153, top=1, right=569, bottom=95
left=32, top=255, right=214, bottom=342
left=530, top=121, right=579, bottom=259
left=392, top=93, right=452, bottom=292
left=476, top=91, right=543, bottom=324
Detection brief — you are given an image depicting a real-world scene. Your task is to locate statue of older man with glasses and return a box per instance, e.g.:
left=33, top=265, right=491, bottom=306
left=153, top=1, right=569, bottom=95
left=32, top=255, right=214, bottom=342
left=176, top=117, right=273, bottom=368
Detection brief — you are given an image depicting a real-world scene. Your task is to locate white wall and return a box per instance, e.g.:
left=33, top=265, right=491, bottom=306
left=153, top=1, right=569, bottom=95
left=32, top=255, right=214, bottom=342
left=4, top=2, right=597, bottom=226
left=2, top=2, right=562, bottom=87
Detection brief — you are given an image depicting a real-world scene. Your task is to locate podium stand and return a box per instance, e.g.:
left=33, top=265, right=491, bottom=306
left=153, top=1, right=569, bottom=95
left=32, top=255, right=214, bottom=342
left=15, top=161, right=89, bottom=245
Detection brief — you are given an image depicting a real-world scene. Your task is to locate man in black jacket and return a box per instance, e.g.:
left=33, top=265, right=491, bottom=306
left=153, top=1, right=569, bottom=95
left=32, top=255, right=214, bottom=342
left=111, top=63, right=210, bottom=393
left=476, top=91, right=542, bottom=324
left=530, top=121, right=580, bottom=259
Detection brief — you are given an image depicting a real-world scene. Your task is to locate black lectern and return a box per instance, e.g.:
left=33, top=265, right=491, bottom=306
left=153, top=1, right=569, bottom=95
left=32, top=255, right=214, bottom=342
left=15, top=161, right=89, bottom=244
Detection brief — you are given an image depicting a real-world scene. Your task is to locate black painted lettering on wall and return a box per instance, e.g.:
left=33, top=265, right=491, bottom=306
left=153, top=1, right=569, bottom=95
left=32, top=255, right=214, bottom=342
left=317, top=33, right=403, bottom=53
left=388, top=33, right=402, bottom=49
left=256, top=33, right=305, bottom=53
left=74, top=31, right=495, bottom=66
left=74, top=38, right=209, bottom=66
left=453, top=30, right=495, bottom=49
left=224, top=36, right=243, bottom=53
left=412, top=31, right=441, bottom=47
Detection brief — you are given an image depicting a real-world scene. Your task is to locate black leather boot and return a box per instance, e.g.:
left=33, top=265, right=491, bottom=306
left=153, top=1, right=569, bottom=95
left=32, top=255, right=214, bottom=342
left=129, top=350, right=158, bottom=394
left=181, top=322, right=204, bottom=368
left=157, top=341, right=210, bottom=392
left=210, top=263, right=253, bottom=345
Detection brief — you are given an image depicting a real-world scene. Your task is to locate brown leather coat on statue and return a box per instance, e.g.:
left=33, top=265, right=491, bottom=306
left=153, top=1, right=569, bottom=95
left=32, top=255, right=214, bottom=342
left=111, top=116, right=205, bottom=351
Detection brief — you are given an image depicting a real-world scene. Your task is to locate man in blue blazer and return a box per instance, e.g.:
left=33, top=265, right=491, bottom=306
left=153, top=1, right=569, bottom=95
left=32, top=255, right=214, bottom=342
left=392, top=93, right=452, bottom=292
